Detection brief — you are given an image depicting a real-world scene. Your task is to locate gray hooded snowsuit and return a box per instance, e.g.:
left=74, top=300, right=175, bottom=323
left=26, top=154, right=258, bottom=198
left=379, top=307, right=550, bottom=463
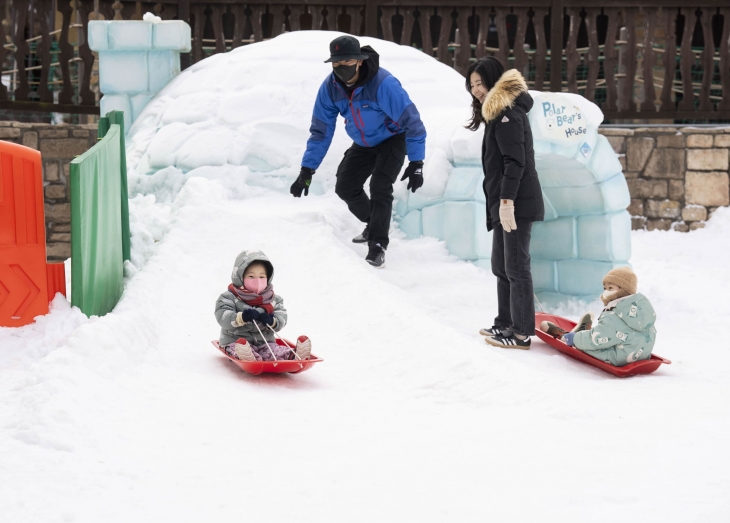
left=214, top=250, right=287, bottom=347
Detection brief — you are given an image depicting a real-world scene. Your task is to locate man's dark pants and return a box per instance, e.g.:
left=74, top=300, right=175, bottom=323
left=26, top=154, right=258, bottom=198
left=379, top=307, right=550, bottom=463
left=491, top=220, right=535, bottom=336
left=334, top=134, right=406, bottom=248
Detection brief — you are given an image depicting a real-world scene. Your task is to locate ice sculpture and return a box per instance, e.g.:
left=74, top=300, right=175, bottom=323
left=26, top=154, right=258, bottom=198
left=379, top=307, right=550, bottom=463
left=88, top=16, right=191, bottom=133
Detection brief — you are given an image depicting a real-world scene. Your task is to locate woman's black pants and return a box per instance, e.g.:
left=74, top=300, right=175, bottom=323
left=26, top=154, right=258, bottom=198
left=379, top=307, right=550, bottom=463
left=491, top=221, right=535, bottom=336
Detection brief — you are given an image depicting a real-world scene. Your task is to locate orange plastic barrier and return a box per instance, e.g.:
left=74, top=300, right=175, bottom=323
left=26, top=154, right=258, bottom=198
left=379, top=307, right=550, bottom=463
left=0, top=141, right=66, bottom=328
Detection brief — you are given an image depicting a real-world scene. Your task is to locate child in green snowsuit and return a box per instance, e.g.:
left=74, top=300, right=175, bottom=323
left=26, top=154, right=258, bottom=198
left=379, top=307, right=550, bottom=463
left=546, top=267, right=657, bottom=367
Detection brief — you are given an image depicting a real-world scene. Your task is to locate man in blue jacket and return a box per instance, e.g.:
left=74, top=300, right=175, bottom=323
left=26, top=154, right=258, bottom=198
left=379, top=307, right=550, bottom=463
left=290, top=35, right=427, bottom=268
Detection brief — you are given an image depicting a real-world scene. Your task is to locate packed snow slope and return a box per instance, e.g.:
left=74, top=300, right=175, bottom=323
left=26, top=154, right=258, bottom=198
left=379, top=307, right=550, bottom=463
left=1, top=32, right=729, bottom=522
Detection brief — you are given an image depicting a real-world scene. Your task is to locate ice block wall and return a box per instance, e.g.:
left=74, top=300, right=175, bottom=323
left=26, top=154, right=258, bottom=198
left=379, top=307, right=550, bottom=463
left=88, top=17, right=191, bottom=133
left=397, top=92, right=631, bottom=304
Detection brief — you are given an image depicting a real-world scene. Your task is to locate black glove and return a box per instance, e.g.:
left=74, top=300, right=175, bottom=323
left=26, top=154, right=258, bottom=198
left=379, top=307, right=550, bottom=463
left=241, top=309, right=260, bottom=322
left=400, top=161, right=424, bottom=193
left=257, top=313, right=275, bottom=327
left=290, top=167, right=314, bottom=197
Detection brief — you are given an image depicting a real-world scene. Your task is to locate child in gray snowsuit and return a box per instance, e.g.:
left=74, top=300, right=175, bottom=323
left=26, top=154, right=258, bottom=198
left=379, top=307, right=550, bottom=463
left=214, top=250, right=311, bottom=361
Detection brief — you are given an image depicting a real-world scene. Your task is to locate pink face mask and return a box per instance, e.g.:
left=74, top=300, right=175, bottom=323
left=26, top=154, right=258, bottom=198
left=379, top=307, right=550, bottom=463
left=243, top=277, right=267, bottom=294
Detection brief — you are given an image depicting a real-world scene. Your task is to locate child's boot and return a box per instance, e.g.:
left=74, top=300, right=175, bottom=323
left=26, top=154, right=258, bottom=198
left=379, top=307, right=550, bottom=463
left=234, top=338, right=255, bottom=361
left=539, top=321, right=567, bottom=339
left=295, top=335, right=312, bottom=360
left=571, top=312, right=594, bottom=333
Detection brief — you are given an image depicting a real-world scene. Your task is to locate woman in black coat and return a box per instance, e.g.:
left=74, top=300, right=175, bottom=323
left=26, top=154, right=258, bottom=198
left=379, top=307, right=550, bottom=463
left=466, top=57, right=544, bottom=349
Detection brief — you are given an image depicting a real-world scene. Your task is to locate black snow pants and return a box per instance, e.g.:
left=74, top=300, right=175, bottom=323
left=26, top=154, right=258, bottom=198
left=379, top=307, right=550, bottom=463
left=334, top=134, right=407, bottom=249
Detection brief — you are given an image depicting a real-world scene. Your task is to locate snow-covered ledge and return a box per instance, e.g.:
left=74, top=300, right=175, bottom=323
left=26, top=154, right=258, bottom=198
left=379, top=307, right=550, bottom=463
left=88, top=14, right=191, bottom=132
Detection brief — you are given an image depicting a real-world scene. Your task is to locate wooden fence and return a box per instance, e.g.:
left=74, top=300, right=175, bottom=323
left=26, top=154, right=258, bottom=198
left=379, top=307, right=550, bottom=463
left=1, top=0, right=729, bottom=121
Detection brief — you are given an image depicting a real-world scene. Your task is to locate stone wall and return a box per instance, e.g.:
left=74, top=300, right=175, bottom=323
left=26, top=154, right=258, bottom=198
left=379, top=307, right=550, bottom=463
left=598, top=127, right=730, bottom=232
left=0, top=121, right=98, bottom=261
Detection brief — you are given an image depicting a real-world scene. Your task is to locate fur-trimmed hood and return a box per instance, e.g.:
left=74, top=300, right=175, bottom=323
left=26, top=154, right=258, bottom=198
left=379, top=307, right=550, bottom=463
left=481, top=69, right=530, bottom=123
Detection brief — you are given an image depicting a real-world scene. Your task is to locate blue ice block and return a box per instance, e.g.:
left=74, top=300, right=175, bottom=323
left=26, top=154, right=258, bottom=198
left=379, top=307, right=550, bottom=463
left=542, top=173, right=630, bottom=217
left=586, top=134, right=623, bottom=183
left=152, top=21, right=192, bottom=51
left=108, top=21, right=153, bottom=50
left=475, top=204, right=492, bottom=258
left=473, top=258, right=491, bottom=271
left=532, top=258, right=558, bottom=292
left=395, top=197, right=409, bottom=218
left=99, top=94, right=132, bottom=131
left=148, top=51, right=179, bottom=93
left=536, top=291, right=597, bottom=307
left=399, top=210, right=423, bottom=238
left=536, top=155, right=600, bottom=188
left=557, top=259, right=629, bottom=295
left=441, top=202, right=480, bottom=260
left=542, top=190, right=559, bottom=221
left=443, top=167, right=483, bottom=201
left=87, top=21, right=109, bottom=50
left=530, top=217, right=576, bottom=260
left=99, top=50, right=149, bottom=93
left=571, top=129, right=599, bottom=166
left=130, top=94, right=153, bottom=122
left=533, top=139, right=552, bottom=155
left=422, top=203, right=445, bottom=241
left=407, top=191, right=444, bottom=212
left=577, top=211, right=632, bottom=262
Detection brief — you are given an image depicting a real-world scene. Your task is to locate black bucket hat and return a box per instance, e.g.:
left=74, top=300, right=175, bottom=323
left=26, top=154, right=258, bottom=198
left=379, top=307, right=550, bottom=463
left=324, top=35, right=369, bottom=63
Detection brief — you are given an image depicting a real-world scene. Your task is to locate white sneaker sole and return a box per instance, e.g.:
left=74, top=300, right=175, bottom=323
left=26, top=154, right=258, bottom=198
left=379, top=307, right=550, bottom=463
left=296, top=339, right=312, bottom=360
left=484, top=336, right=531, bottom=350
left=234, top=341, right=255, bottom=361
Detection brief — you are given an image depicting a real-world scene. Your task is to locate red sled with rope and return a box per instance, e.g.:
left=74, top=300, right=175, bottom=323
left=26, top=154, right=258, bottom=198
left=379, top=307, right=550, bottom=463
left=213, top=321, right=322, bottom=376
left=534, top=312, right=671, bottom=378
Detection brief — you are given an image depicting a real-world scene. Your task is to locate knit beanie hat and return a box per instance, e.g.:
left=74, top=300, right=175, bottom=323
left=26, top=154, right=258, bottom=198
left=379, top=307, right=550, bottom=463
left=602, top=266, right=637, bottom=295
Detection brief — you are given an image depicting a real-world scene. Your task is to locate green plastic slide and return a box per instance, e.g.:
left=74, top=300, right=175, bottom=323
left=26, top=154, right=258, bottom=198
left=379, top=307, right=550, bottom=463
left=70, top=124, right=124, bottom=317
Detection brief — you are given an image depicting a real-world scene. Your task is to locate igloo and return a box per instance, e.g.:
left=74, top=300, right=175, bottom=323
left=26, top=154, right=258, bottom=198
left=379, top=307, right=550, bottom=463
left=398, top=91, right=632, bottom=304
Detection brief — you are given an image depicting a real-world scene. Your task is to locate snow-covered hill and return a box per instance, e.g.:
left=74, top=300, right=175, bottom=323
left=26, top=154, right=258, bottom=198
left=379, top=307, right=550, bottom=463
left=1, top=32, right=729, bottom=522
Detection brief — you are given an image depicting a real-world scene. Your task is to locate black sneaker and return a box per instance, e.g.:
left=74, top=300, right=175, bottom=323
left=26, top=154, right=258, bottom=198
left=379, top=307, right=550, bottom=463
left=479, top=325, right=509, bottom=337
left=485, top=333, right=531, bottom=350
left=352, top=224, right=369, bottom=243
left=365, top=243, right=385, bottom=268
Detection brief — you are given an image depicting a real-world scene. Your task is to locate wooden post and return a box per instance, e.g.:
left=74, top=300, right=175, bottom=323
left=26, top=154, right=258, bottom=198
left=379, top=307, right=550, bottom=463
left=178, top=0, right=190, bottom=69
left=550, top=0, right=564, bottom=92
left=365, top=0, right=377, bottom=37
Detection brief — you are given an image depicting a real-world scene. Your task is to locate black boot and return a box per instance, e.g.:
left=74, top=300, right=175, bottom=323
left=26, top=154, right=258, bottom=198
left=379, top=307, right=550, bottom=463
left=365, top=242, right=385, bottom=268
left=352, top=224, right=369, bottom=244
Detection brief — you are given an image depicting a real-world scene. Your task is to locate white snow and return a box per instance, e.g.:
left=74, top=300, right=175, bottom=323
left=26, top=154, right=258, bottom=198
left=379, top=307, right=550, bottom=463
left=1, top=31, right=729, bottom=522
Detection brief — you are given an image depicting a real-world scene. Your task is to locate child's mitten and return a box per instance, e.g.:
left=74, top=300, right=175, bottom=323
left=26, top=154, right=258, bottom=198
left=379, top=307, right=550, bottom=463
left=563, top=332, right=575, bottom=346
left=241, top=309, right=260, bottom=323
left=258, top=313, right=276, bottom=327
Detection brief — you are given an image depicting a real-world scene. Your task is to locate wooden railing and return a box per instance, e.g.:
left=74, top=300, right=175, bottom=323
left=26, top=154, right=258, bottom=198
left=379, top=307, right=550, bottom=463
left=2, top=0, right=729, bottom=121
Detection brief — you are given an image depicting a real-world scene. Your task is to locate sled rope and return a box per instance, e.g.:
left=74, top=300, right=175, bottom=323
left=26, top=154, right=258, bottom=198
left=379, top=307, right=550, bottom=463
left=253, top=321, right=278, bottom=364
left=267, top=325, right=305, bottom=368
left=534, top=293, right=545, bottom=313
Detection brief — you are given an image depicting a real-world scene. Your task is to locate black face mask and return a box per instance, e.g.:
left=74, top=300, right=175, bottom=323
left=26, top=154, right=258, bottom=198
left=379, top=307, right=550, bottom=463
left=333, top=64, right=358, bottom=83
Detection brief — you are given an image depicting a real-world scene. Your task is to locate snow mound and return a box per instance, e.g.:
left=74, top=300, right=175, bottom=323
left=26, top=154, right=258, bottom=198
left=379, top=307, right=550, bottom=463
left=126, top=31, right=471, bottom=200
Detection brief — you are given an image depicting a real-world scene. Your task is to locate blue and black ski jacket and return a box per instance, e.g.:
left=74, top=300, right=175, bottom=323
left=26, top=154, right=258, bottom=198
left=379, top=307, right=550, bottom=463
left=302, top=46, right=427, bottom=170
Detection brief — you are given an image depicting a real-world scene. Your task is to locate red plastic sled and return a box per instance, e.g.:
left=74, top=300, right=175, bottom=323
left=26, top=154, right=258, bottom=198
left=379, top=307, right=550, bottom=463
left=534, top=312, right=670, bottom=378
left=212, top=340, right=323, bottom=376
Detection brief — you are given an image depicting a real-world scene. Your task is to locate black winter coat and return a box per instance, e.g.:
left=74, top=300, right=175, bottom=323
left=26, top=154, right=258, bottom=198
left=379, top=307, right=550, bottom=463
left=480, top=69, right=544, bottom=231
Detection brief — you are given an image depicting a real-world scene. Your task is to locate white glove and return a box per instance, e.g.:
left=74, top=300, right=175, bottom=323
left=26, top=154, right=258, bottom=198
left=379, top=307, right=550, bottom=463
left=499, top=199, right=517, bottom=233
left=234, top=311, right=245, bottom=327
